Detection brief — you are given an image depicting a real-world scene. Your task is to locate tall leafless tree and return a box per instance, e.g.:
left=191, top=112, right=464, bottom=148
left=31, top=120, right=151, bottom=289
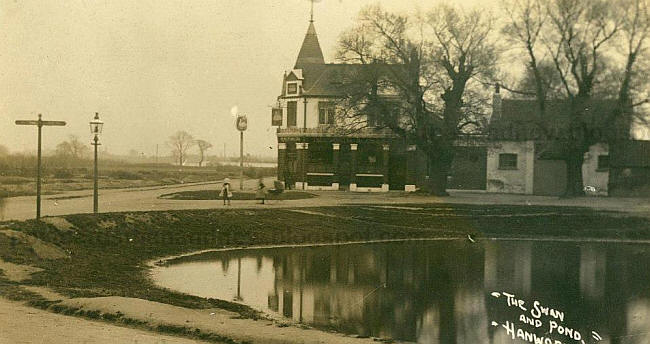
left=502, top=0, right=549, bottom=112
left=336, top=4, right=498, bottom=195
left=504, top=0, right=649, bottom=196
left=167, top=131, right=195, bottom=166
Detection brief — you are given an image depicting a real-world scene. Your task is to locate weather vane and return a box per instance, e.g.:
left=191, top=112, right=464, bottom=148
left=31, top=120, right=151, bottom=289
left=309, top=0, right=322, bottom=22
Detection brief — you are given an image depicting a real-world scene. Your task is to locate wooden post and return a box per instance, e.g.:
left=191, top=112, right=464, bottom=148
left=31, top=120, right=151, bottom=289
left=350, top=143, right=358, bottom=191
left=36, top=122, right=42, bottom=219
left=15, top=114, right=66, bottom=221
left=239, top=131, right=244, bottom=190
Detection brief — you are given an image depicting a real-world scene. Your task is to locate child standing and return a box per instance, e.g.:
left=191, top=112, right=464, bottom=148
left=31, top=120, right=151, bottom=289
left=220, top=178, right=233, bottom=205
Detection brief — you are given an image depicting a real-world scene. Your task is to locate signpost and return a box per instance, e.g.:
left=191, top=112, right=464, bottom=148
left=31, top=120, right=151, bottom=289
left=15, top=114, right=66, bottom=221
left=236, top=114, right=248, bottom=190
left=271, top=107, right=283, bottom=126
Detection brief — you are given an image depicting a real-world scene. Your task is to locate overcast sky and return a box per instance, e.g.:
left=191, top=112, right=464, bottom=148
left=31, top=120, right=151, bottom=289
left=0, top=0, right=496, bottom=157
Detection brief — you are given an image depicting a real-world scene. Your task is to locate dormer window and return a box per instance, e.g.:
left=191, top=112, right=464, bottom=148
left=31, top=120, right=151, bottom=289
left=287, top=82, right=298, bottom=95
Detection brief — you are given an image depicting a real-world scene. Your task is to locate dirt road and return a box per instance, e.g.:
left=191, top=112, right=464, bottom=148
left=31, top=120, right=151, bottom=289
left=0, top=298, right=204, bottom=344
left=1, top=178, right=648, bottom=222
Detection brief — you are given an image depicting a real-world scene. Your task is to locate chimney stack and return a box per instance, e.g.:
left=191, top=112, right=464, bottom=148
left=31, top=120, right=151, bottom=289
left=492, top=83, right=502, bottom=122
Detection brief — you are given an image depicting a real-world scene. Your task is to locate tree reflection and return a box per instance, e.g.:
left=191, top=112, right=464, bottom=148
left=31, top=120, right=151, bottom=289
left=206, top=241, right=650, bottom=343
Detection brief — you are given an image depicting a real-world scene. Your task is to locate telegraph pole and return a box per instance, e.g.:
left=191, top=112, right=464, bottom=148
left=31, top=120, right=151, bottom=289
left=15, top=114, right=66, bottom=221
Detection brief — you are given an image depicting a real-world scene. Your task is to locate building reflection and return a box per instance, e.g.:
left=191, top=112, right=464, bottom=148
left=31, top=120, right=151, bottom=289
left=211, top=241, right=650, bottom=343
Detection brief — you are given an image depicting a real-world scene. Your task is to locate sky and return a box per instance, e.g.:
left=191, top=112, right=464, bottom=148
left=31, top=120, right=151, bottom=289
left=1, top=0, right=494, bottom=158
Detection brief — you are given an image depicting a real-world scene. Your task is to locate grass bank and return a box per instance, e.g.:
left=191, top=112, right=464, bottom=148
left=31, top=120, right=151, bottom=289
left=159, top=190, right=317, bottom=201
left=0, top=204, right=649, bottom=340
left=0, top=164, right=276, bottom=197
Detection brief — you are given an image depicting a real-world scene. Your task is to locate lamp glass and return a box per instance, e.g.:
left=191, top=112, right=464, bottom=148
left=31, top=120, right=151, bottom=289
left=89, top=114, right=104, bottom=134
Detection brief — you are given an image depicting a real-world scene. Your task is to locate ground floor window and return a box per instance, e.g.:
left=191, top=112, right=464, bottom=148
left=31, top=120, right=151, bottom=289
left=309, top=142, right=333, bottom=164
left=498, top=153, right=518, bottom=170
left=358, top=142, right=382, bottom=172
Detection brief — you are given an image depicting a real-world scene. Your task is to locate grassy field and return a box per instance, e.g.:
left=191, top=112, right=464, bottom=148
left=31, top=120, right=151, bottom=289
left=0, top=164, right=276, bottom=198
left=0, top=204, right=648, bottom=340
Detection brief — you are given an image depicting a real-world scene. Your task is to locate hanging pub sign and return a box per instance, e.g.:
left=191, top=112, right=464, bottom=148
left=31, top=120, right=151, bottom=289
left=236, top=114, right=248, bottom=131
left=271, top=107, right=283, bottom=126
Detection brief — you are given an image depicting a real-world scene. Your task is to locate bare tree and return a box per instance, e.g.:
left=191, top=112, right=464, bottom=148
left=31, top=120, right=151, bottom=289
left=505, top=0, right=649, bottom=196
left=167, top=131, right=195, bottom=166
left=55, top=135, right=90, bottom=160
left=615, top=0, right=650, bottom=124
left=502, top=0, right=549, bottom=111
left=195, top=139, right=213, bottom=167
left=336, top=4, right=498, bottom=195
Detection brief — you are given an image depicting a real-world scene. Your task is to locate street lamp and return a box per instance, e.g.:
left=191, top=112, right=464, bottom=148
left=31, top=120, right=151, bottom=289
left=89, top=112, right=104, bottom=214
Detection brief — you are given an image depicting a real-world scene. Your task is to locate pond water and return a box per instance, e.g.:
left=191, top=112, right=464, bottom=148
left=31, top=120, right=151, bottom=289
left=152, top=240, right=650, bottom=343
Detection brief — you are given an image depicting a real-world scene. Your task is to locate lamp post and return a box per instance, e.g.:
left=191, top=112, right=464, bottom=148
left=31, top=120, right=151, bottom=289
left=89, top=112, right=104, bottom=214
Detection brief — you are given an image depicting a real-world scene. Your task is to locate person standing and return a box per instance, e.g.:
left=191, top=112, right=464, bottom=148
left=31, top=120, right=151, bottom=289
left=256, top=179, right=266, bottom=204
left=220, top=178, right=233, bottom=205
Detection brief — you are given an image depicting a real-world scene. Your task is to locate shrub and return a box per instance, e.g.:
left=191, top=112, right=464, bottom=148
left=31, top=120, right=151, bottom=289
left=53, top=169, right=74, bottom=179
left=108, top=170, right=142, bottom=180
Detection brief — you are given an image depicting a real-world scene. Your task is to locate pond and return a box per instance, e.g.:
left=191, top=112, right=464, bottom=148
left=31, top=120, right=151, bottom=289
left=152, top=239, right=650, bottom=343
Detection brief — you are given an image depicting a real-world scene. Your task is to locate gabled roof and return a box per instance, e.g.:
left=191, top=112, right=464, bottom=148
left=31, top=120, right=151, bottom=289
left=299, top=63, right=406, bottom=97
left=286, top=69, right=303, bottom=80
left=294, top=22, right=325, bottom=68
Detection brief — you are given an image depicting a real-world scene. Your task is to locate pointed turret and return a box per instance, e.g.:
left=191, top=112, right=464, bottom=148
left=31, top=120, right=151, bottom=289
left=294, top=21, right=325, bottom=68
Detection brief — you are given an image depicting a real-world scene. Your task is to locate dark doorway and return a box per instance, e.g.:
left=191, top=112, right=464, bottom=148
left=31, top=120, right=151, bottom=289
left=389, top=152, right=407, bottom=190
left=338, top=143, right=352, bottom=187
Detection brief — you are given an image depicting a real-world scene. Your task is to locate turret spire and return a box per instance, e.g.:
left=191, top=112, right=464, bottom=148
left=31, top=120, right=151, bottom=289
left=294, top=18, right=325, bottom=68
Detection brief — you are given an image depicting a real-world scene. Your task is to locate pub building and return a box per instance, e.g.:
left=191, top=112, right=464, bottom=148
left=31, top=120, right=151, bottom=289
left=271, top=19, right=433, bottom=192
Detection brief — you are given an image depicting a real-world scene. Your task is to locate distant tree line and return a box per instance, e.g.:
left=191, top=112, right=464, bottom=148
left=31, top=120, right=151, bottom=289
left=166, top=130, right=213, bottom=167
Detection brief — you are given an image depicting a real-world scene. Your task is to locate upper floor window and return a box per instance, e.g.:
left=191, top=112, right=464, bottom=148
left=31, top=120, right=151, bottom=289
left=366, top=101, right=398, bottom=128
left=318, top=102, right=335, bottom=125
left=498, top=153, right=518, bottom=170
left=287, top=101, right=297, bottom=127
left=287, top=83, right=298, bottom=95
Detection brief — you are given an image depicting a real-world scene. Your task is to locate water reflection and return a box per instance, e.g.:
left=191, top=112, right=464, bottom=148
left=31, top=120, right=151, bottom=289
left=153, top=240, right=650, bottom=343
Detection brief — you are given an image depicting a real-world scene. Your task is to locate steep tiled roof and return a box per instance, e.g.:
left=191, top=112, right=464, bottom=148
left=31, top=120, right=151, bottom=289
left=301, top=63, right=405, bottom=97
left=294, top=22, right=325, bottom=68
